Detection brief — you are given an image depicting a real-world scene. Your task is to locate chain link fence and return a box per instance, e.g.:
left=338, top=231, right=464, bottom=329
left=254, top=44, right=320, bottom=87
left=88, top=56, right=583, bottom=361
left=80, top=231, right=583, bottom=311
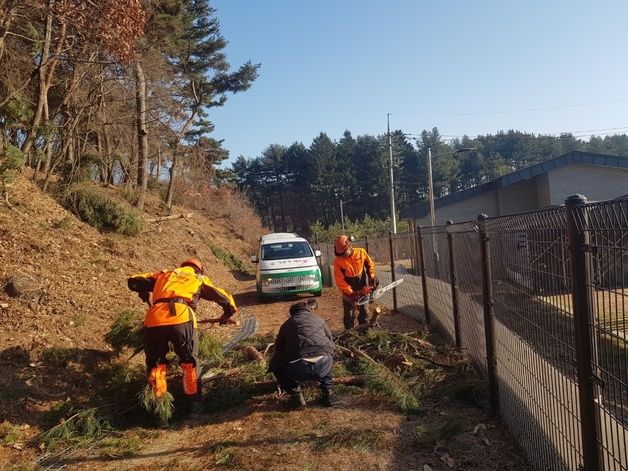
left=315, top=194, right=628, bottom=471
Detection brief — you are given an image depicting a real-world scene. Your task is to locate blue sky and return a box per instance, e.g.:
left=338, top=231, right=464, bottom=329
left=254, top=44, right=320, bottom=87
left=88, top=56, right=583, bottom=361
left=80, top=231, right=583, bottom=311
left=210, top=0, right=628, bottom=164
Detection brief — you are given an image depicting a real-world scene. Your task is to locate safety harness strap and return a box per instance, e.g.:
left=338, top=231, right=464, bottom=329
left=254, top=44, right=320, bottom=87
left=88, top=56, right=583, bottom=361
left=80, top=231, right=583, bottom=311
left=154, top=297, right=191, bottom=317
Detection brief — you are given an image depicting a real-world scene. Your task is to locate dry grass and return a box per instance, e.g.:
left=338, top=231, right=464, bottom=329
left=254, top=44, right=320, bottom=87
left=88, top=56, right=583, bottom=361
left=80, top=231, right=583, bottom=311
left=178, top=184, right=265, bottom=247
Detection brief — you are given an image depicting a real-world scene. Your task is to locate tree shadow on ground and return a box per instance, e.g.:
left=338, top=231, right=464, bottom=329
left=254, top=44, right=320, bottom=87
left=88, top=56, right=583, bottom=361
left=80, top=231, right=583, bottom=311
left=0, top=346, right=120, bottom=429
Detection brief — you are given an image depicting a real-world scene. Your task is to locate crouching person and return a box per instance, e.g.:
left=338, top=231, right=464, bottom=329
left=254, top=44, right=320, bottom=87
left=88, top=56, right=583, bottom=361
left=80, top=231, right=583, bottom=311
left=268, top=300, right=335, bottom=408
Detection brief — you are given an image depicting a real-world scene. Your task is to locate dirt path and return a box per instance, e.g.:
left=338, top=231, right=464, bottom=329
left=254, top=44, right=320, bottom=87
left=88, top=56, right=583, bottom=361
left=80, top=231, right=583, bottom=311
left=29, top=281, right=527, bottom=471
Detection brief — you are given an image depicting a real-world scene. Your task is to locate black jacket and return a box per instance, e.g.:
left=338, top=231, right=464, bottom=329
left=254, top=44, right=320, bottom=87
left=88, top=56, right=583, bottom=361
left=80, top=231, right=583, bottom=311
left=268, top=308, right=334, bottom=372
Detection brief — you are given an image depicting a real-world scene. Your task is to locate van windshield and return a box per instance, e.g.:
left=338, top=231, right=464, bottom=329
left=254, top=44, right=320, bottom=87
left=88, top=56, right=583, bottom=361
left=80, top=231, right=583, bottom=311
left=261, top=241, right=313, bottom=261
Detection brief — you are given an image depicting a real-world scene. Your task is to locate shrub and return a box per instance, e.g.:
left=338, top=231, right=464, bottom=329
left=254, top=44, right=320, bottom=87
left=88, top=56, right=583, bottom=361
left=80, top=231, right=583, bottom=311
left=41, top=347, right=76, bottom=367
left=198, top=332, right=224, bottom=363
left=0, top=421, right=21, bottom=446
left=208, top=243, right=254, bottom=276
left=120, top=187, right=140, bottom=206
left=63, top=185, right=143, bottom=235
left=0, top=144, right=25, bottom=189
left=177, top=183, right=265, bottom=248
left=414, top=417, right=467, bottom=446
left=310, top=216, right=409, bottom=243
left=105, top=311, right=144, bottom=353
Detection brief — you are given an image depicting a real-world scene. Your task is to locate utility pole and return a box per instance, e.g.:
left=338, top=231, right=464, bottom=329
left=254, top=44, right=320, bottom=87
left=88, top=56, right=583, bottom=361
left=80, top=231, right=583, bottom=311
left=387, top=113, right=397, bottom=234
left=427, top=147, right=438, bottom=264
left=427, top=147, right=435, bottom=227
left=340, top=199, right=345, bottom=232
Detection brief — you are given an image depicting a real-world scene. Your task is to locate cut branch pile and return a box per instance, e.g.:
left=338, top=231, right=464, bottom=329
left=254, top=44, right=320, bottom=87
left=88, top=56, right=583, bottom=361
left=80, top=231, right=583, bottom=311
left=200, top=326, right=469, bottom=414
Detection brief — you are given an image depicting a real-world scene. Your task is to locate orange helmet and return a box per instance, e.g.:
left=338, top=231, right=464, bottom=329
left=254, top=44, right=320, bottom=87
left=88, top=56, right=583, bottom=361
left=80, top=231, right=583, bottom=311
left=334, top=235, right=351, bottom=256
left=180, top=258, right=203, bottom=274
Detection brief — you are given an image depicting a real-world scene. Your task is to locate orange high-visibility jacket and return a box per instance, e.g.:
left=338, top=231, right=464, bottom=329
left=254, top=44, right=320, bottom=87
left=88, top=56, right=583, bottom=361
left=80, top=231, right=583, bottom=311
left=128, top=266, right=237, bottom=328
left=333, top=247, right=376, bottom=297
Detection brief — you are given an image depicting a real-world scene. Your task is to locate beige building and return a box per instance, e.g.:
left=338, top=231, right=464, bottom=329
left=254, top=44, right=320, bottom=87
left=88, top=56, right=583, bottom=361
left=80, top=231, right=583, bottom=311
left=400, top=151, right=628, bottom=226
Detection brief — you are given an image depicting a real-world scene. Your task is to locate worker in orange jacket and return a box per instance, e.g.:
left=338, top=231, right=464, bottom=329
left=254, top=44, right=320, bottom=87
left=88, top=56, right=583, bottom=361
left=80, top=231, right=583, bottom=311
left=333, top=235, right=378, bottom=330
left=127, top=258, right=237, bottom=420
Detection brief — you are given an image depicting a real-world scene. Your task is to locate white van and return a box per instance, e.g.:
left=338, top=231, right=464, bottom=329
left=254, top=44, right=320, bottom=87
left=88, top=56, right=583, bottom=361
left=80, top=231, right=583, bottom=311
left=251, top=233, right=322, bottom=301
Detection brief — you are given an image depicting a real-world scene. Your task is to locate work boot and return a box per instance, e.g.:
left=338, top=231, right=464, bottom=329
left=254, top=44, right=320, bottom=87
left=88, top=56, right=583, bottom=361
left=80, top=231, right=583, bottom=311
left=188, top=401, right=203, bottom=418
left=153, top=414, right=169, bottom=429
left=289, top=389, right=306, bottom=408
left=321, top=388, right=335, bottom=407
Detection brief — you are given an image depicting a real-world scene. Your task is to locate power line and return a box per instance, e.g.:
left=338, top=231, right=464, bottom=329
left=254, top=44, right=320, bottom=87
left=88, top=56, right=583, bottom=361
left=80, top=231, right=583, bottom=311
left=402, top=126, right=628, bottom=142
left=389, top=97, right=628, bottom=117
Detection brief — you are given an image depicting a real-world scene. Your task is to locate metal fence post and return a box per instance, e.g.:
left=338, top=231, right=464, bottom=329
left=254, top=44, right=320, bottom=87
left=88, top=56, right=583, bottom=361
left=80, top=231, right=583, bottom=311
left=409, top=223, right=417, bottom=275
left=389, top=230, right=397, bottom=311
left=326, top=244, right=334, bottom=288
left=478, top=214, right=499, bottom=416
left=365, top=235, right=369, bottom=254
left=417, top=226, right=431, bottom=326
left=446, top=220, right=462, bottom=351
left=565, top=195, right=602, bottom=471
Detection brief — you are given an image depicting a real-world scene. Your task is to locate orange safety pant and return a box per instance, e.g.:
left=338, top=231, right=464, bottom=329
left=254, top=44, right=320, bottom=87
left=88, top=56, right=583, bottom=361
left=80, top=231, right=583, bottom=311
left=144, top=321, right=200, bottom=400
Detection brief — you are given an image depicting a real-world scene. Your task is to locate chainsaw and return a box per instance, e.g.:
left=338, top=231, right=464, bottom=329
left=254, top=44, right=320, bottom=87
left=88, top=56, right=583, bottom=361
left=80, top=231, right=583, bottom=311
left=356, top=278, right=404, bottom=305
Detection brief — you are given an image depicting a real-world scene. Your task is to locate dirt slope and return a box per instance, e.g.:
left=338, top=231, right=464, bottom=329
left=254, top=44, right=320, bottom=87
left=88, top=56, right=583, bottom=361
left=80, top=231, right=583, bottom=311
left=0, top=176, right=529, bottom=470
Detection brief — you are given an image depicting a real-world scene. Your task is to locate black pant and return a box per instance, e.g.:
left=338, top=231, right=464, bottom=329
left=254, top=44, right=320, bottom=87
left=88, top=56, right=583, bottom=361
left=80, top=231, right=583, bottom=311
left=273, top=355, right=333, bottom=393
left=342, top=298, right=368, bottom=330
left=144, top=321, right=201, bottom=399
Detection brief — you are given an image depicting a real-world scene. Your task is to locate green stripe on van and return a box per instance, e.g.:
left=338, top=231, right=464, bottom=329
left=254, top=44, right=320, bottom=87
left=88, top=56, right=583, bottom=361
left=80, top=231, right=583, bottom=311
left=260, top=268, right=321, bottom=280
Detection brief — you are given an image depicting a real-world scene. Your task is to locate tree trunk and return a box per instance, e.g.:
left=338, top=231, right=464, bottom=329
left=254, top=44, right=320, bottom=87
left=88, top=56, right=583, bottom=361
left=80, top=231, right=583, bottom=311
left=100, top=76, right=114, bottom=185
left=21, top=4, right=65, bottom=160
left=165, top=150, right=177, bottom=212
left=156, top=144, right=161, bottom=178
left=165, top=97, right=199, bottom=213
left=21, top=3, right=53, bottom=159
left=0, top=2, right=18, bottom=60
left=134, top=59, right=148, bottom=210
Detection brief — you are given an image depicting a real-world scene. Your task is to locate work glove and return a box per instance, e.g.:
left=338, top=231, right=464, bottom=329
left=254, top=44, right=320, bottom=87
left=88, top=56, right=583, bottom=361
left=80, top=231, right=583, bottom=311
left=219, top=306, right=238, bottom=325
left=138, top=291, right=151, bottom=305
left=369, top=277, right=379, bottom=289
left=349, top=292, right=362, bottom=304
left=219, top=314, right=237, bottom=325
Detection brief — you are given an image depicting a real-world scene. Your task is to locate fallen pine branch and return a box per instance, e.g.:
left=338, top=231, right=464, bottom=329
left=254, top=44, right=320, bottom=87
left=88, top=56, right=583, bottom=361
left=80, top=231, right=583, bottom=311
left=200, top=367, right=241, bottom=383
left=144, top=213, right=193, bottom=223
left=407, top=346, right=459, bottom=369
left=336, top=345, right=378, bottom=364
left=252, top=375, right=368, bottom=392
left=396, top=333, right=436, bottom=351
